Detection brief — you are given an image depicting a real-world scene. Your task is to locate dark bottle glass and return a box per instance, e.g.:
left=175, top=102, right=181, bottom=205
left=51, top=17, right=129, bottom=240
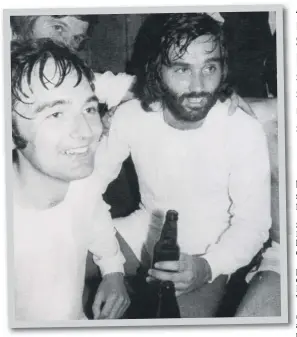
left=152, top=210, right=180, bottom=267
left=156, top=281, right=181, bottom=318
left=151, top=210, right=181, bottom=318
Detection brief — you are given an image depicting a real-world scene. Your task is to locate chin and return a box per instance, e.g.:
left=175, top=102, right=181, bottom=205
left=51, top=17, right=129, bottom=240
left=65, top=166, right=95, bottom=182
left=180, top=110, right=208, bottom=122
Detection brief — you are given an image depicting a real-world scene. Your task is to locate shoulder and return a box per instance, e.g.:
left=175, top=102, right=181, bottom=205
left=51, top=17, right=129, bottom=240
left=111, top=99, right=148, bottom=126
left=211, top=100, right=266, bottom=142
left=228, top=106, right=267, bottom=142
left=247, top=98, right=277, bottom=123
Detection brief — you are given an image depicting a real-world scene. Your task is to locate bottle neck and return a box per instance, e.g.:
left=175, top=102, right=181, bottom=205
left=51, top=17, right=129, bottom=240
left=160, top=221, right=177, bottom=243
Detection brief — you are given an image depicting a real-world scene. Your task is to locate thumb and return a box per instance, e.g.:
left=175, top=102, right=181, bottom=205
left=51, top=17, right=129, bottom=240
left=92, top=288, right=105, bottom=319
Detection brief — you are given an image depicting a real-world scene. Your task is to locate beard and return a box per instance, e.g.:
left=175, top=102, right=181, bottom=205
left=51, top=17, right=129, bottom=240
left=162, top=85, right=221, bottom=123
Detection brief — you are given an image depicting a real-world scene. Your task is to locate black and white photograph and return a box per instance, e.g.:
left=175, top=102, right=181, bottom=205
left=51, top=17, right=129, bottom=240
left=3, top=5, right=287, bottom=328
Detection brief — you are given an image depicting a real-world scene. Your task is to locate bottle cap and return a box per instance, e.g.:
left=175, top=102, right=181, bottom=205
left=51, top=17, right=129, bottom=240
left=166, top=210, right=178, bottom=221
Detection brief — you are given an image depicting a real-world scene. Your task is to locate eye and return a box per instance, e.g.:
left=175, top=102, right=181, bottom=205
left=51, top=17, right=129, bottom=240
left=203, top=65, right=217, bottom=75
left=84, top=106, right=98, bottom=115
left=174, top=67, right=190, bottom=74
left=53, top=25, right=64, bottom=34
left=49, top=112, right=63, bottom=119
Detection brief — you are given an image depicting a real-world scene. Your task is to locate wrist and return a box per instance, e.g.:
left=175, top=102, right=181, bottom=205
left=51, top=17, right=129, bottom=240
left=103, top=272, right=124, bottom=280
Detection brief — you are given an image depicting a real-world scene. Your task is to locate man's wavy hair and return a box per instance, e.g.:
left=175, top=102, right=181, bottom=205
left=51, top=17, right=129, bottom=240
left=127, top=13, right=231, bottom=111
left=11, top=38, right=95, bottom=149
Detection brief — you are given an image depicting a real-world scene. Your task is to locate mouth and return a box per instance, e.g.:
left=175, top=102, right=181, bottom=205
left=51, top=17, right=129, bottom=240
left=64, top=146, right=90, bottom=156
left=185, top=97, right=206, bottom=107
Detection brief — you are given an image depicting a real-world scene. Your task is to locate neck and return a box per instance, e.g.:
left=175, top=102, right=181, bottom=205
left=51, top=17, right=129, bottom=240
left=163, top=107, right=206, bottom=130
left=13, top=150, right=69, bottom=210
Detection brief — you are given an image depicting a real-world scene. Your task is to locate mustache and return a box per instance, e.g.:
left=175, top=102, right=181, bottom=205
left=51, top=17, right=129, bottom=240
left=179, top=92, right=212, bottom=100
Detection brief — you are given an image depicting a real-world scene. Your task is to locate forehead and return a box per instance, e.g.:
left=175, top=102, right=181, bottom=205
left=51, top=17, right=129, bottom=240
left=169, top=35, right=221, bottom=64
left=33, top=15, right=89, bottom=36
left=15, top=59, right=94, bottom=116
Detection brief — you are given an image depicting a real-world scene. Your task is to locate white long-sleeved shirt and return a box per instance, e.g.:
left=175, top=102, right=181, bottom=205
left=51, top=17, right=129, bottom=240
left=94, top=98, right=271, bottom=281
left=13, top=176, right=125, bottom=321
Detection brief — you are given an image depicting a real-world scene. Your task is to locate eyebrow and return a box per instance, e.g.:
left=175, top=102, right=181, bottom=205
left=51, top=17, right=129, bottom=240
left=85, top=96, right=99, bottom=104
left=50, top=19, right=68, bottom=29
left=34, top=100, right=70, bottom=114
left=34, top=96, right=99, bottom=114
left=170, top=57, right=222, bottom=67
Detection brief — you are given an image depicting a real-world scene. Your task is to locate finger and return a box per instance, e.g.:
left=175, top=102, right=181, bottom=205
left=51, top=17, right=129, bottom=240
left=228, top=93, right=239, bottom=116
left=107, top=297, right=124, bottom=319
left=148, top=269, right=182, bottom=282
left=146, top=276, right=157, bottom=283
left=237, top=97, right=256, bottom=118
left=154, top=261, right=179, bottom=271
left=241, top=101, right=256, bottom=118
left=92, top=290, right=105, bottom=319
left=228, top=102, right=236, bottom=116
left=173, top=282, right=189, bottom=291
left=110, top=295, right=131, bottom=319
left=99, top=293, right=118, bottom=319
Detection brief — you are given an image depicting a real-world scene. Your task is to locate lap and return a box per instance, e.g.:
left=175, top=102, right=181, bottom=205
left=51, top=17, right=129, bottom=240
left=84, top=232, right=228, bottom=319
left=117, top=232, right=228, bottom=318
left=236, top=270, right=281, bottom=317
left=177, top=275, right=228, bottom=318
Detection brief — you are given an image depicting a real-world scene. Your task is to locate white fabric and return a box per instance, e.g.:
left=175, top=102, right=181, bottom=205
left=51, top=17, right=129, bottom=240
left=93, top=98, right=271, bottom=281
left=13, top=175, right=125, bottom=321
left=94, top=71, right=135, bottom=109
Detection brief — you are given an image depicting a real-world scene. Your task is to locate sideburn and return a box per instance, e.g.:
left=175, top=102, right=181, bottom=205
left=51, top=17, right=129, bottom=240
left=12, top=118, right=28, bottom=150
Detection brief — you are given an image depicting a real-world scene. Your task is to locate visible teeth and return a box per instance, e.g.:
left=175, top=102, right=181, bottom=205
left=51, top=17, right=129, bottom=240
left=188, top=98, right=204, bottom=103
left=65, top=147, right=88, bottom=155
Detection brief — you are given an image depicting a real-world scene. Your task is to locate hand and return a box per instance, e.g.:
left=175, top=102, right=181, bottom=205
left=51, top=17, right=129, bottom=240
left=146, top=253, right=212, bottom=296
left=92, top=272, right=130, bottom=319
left=229, top=92, right=256, bottom=118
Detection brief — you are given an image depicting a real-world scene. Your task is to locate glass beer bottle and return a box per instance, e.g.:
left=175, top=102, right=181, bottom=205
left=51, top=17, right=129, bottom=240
left=151, top=210, right=181, bottom=318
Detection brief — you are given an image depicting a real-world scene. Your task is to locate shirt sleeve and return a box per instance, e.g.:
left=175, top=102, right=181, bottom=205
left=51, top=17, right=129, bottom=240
left=204, top=118, right=272, bottom=281
left=93, top=102, right=133, bottom=193
left=88, top=197, right=125, bottom=276
left=94, top=71, right=135, bottom=109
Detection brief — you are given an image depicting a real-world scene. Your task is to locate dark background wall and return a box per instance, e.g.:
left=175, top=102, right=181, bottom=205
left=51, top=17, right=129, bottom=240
left=87, top=14, right=146, bottom=73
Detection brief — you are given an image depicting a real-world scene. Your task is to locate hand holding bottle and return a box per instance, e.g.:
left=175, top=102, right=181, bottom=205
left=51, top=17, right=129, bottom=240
left=147, top=253, right=212, bottom=296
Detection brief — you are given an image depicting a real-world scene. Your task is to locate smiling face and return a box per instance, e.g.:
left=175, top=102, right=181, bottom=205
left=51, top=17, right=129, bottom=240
left=161, top=35, right=224, bottom=123
left=31, top=16, right=89, bottom=51
left=13, top=59, right=103, bottom=182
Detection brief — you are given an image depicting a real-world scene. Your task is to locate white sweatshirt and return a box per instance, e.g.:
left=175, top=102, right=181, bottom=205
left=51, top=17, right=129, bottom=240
left=13, top=176, right=125, bottom=321
left=93, top=98, right=272, bottom=281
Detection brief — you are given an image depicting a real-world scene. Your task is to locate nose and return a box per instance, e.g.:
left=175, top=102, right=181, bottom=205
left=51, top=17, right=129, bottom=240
left=70, top=35, right=86, bottom=51
left=189, top=72, right=205, bottom=92
left=70, top=114, right=93, bottom=140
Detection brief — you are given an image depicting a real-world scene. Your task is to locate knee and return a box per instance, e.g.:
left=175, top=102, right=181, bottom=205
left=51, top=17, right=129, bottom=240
left=236, top=271, right=281, bottom=317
